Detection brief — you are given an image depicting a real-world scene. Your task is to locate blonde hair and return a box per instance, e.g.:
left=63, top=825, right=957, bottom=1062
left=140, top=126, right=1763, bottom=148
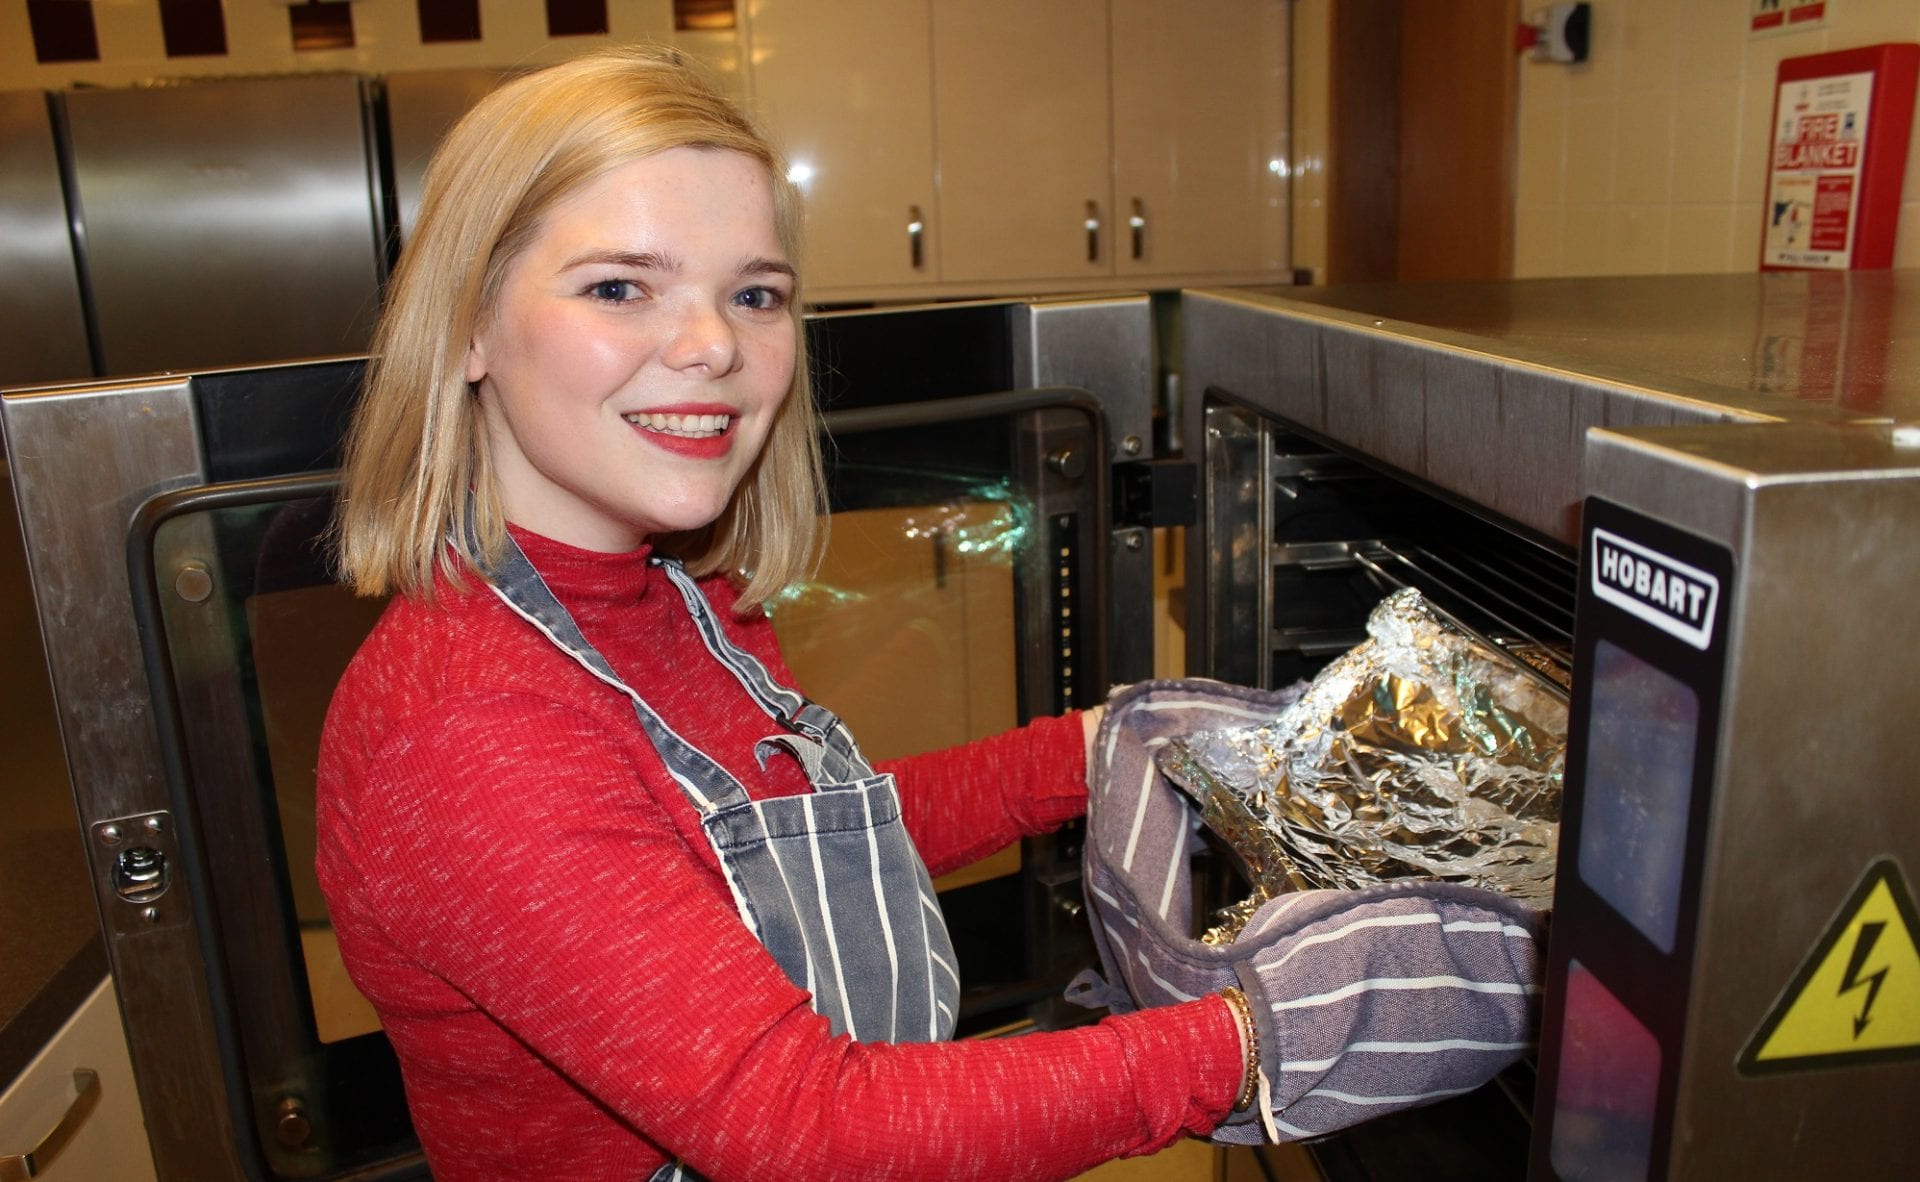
left=334, top=46, right=822, bottom=612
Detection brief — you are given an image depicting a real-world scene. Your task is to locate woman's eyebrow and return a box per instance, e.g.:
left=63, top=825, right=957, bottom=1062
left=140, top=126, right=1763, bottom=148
left=561, top=248, right=677, bottom=272
left=740, top=256, right=797, bottom=280
left=556, top=250, right=792, bottom=281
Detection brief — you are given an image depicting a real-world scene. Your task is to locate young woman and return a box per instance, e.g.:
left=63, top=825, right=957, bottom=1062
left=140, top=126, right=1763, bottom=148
left=318, top=46, right=1255, bottom=1181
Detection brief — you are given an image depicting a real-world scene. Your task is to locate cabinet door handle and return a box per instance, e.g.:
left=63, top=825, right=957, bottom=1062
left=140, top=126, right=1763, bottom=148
left=1129, top=198, right=1146, bottom=261
left=1084, top=200, right=1101, bottom=263
left=0, top=1068, right=101, bottom=1180
left=907, top=205, right=925, bottom=270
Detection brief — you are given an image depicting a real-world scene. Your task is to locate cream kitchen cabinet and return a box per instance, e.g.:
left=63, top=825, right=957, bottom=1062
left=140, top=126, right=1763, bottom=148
left=930, top=0, right=1115, bottom=287
left=744, top=0, right=939, bottom=294
left=745, top=1, right=1289, bottom=302
left=1108, top=0, right=1290, bottom=282
left=0, top=979, right=156, bottom=1182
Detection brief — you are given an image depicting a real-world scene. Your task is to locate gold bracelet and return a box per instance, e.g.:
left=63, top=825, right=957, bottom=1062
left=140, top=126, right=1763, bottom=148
left=1217, top=986, right=1260, bottom=1111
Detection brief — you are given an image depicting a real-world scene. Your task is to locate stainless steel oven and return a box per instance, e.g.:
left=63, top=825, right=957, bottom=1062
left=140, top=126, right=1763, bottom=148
left=3, top=294, right=1155, bottom=1181
left=1182, top=273, right=1920, bottom=1180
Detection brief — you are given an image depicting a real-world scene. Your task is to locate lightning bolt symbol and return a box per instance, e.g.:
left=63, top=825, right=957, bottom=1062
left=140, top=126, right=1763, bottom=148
left=1837, top=921, right=1888, bottom=1038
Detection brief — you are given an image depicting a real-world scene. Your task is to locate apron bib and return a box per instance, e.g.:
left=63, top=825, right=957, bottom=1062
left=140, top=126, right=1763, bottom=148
left=480, top=536, right=959, bottom=1181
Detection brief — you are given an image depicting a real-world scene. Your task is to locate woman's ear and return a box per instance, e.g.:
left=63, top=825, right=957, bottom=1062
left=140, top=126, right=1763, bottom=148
left=465, top=337, right=488, bottom=386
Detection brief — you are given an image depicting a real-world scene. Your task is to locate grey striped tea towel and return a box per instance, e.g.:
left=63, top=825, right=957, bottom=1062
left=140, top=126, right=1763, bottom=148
left=1070, top=679, right=1544, bottom=1144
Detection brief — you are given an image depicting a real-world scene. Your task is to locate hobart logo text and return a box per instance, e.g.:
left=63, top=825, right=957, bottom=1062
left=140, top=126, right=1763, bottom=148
left=1591, top=528, right=1719, bottom=650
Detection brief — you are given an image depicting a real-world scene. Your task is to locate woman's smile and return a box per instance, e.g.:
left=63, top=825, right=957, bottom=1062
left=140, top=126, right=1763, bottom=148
left=622, top=411, right=734, bottom=437
left=623, top=403, right=740, bottom=458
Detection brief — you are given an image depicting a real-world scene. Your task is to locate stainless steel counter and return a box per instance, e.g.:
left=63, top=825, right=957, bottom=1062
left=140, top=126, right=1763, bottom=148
left=1182, top=271, right=1918, bottom=547
left=1279, top=270, right=1920, bottom=422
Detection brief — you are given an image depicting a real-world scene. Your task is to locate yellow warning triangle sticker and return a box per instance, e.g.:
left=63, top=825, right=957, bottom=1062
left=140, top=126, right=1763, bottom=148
left=1738, top=858, right=1920, bottom=1075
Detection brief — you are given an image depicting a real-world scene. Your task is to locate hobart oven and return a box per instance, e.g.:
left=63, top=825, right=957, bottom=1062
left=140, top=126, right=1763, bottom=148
left=2, top=295, right=1157, bottom=1181
left=1181, top=272, right=1920, bottom=1180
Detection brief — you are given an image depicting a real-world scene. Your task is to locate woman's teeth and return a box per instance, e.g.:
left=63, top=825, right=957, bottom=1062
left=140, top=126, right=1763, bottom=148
left=623, top=412, right=731, bottom=437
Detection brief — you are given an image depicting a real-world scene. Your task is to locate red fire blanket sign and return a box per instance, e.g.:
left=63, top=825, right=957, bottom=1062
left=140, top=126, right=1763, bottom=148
left=1761, top=44, right=1918, bottom=271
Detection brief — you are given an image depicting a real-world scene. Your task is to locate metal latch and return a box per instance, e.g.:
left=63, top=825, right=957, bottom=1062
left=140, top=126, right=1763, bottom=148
left=1113, top=458, right=1197, bottom=529
left=92, top=812, right=185, bottom=932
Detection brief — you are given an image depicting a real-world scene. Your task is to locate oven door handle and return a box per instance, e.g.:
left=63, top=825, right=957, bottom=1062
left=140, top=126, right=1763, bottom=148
left=824, top=385, right=1106, bottom=441
left=826, top=385, right=1114, bottom=715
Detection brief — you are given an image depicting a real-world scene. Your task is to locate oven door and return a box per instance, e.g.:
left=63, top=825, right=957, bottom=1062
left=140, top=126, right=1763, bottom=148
left=13, top=295, right=1151, bottom=1181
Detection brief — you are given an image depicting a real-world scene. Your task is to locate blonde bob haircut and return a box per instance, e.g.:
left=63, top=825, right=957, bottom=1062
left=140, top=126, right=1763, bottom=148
left=333, top=45, right=822, bottom=612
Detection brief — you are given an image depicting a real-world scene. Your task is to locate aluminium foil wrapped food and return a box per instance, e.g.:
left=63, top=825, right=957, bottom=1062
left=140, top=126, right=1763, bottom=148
left=1157, top=587, right=1566, bottom=943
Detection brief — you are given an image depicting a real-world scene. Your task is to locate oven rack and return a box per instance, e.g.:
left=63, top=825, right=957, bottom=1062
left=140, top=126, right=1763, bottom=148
left=1270, top=535, right=1576, bottom=696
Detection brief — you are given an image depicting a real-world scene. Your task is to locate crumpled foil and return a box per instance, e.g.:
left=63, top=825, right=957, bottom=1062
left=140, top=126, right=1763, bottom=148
left=1158, top=588, right=1565, bottom=944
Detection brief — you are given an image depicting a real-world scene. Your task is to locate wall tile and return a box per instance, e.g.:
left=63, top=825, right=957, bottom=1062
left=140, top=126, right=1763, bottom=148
left=1672, top=0, right=1752, bottom=84
left=1617, top=0, right=1680, bottom=94
left=1734, top=68, right=1779, bottom=208
left=1670, top=80, right=1743, bottom=204
left=1512, top=203, right=1565, bottom=278
left=480, top=0, right=560, bottom=59
left=92, top=0, right=165, bottom=65
left=1611, top=204, right=1671, bottom=274
left=1668, top=205, right=1737, bottom=273
left=1825, top=5, right=1920, bottom=47
left=1614, top=86, right=1676, bottom=203
left=1897, top=202, right=1920, bottom=269
left=1564, top=95, right=1620, bottom=204
left=611, top=0, right=676, bottom=39
left=0, top=6, right=35, bottom=77
left=1519, top=54, right=1571, bottom=108
left=352, top=3, right=422, bottom=55
left=1515, top=85, right=1567, bottom=208
left=1562, top=204, right=1614, bottom=275
left=1742, top=26, right=1827, bottom=90
left=1732, top=204, right=1765, bottom=269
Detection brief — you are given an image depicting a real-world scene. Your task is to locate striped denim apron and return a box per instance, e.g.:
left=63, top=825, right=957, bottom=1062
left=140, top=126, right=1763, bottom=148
left=481, top=536, right=960, bottom=1182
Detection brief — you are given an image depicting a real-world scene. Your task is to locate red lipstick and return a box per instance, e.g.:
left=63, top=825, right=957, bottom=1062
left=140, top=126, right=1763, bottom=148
left=622, top=404, right=736, bottom=460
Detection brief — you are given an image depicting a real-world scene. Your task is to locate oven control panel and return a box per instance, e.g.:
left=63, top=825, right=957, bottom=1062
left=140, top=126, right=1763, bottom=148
left=1535, top=500, right=1731, bottom=1182
left=1536, top=425, right=1920, bottom=1180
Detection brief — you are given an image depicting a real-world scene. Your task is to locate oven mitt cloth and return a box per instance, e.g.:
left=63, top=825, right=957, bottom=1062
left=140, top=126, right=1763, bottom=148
left=1069, top=678, right=1545, bottom=1144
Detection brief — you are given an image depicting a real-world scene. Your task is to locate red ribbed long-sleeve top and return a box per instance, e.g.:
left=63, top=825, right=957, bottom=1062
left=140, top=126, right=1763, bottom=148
left=315, top=528, right=1240, bottom=1181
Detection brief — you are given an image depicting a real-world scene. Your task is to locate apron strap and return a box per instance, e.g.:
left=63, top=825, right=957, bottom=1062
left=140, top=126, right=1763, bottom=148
left=464, top=493, right=884, bottom=801
left=655, top=558, right=880, bottom=782
left=478, top=529, right=747, bottom=813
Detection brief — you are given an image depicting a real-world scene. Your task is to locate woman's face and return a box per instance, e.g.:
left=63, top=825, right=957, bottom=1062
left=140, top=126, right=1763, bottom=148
left=467, top=146, right=796, bottom=551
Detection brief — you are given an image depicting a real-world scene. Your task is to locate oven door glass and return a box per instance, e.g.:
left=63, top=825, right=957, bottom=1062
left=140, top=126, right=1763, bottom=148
left=130, top=396, right=1105, bottom=1177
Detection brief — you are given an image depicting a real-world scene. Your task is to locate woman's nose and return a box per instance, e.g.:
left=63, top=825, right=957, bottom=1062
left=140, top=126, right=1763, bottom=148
left=661, top=302, right=740, bottom=375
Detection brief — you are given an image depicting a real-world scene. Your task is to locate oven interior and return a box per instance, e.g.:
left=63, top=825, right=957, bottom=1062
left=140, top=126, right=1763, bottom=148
left=1194, top=394, right=1577, bottom=1181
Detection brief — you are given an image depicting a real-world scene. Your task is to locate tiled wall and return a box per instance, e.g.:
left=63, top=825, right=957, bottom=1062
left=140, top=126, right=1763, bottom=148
left=0, top=1, right=742, bottom=92
left=1514, top=0, right=1920, bottom=276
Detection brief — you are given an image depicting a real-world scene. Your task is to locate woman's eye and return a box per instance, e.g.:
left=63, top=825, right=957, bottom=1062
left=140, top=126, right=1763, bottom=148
left=734, top=286, right=787, bottom=312
left=587, top=279, right=641, bottom=303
